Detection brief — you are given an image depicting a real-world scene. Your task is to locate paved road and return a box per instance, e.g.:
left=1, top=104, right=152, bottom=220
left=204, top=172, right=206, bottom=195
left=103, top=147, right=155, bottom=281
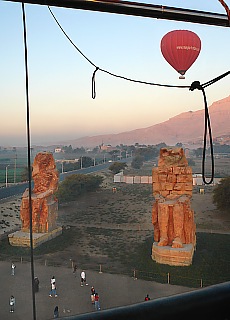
left=0, top=261, right=195, bottom=320
left=0, top=163, right=111, bottom=201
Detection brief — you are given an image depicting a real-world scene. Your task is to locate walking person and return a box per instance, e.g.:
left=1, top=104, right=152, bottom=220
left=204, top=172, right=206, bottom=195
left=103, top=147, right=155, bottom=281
left=94, top=293, right=100, bottom=311
left=145, top=294, right=150, bottom=301
left=49, top=281, right=58, bottom=297
left=80, top=270, right=88, bottom=286
left=11, top=262, right=16, bottom=276
left=91, top=286, right=96, bottom=304
left=53, top=305, right=59, bottom=318
left=73, top=263, right=77, bottom=274
left=34, top=277, right=40, bottom=293
left=9, top=295, right=15, bottom=313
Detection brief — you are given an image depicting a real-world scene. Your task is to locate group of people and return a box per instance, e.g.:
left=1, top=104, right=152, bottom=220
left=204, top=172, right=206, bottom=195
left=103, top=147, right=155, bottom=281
left=9, top=263, right=58, bottom=315
left=50, top=271, right=101, bottom=317
left=80, top=270, right=101, bottom=311
left=9, top=260, right=149, bottom=317
left=10, top=262, right=41, bottom=313
left=12, top=261, right=154, bottom=317
left=10, top=262, right=16, bottom=312
left=9, top=295, right=15, bottom=313
left=90, top=286, right=100, bottom=311
left=11, top=262, right=16, bottom=276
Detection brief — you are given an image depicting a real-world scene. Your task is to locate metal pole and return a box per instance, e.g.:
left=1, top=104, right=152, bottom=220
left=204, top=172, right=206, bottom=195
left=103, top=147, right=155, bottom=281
left=5, top=166, right=9, bottom=188
left=14, top=154, right=17, bottom=184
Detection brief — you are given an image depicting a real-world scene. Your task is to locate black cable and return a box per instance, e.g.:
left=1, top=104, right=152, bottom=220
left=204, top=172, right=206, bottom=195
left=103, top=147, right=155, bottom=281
left=202, top=70, right=230, bottom=88
left=21, top=3, right=37, bottom=320
left=48, top=5, right=230, bottom=185
left=48, top=6, right=97, bottom=67
left=48, top=6, right=190, bottom=91
left=99, top=66, right=189, bottom=88
left=189, top=82, right=214, bottom=185
left=201, top=87, right=214, bottom=185
left=92, top=66, right=99, bottom=99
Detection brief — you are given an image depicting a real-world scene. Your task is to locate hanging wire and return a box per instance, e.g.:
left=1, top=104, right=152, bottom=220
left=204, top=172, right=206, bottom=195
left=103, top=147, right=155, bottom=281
left=201, top=87, right=214, bottom=185
left=48, top=6, right=189, bottom=90
left=92, top=66, right=99, bottom=99
left=202, top=70, right=230, bottom=88
left=47, top=6, right=230, bottom=185
left=48, top=6, right=97, bottom=67
left=189, top=71, right=229, bottom=184
left=21, top=3, right=37, bottom=320
left=189, top=82, right=214, bottom=184
left=199, top=71, right=229, bottom=184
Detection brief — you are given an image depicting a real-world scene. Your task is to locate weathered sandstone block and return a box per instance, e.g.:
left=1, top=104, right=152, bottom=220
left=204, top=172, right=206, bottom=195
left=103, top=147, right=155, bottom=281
left=151, top=147, right=196, bottom=266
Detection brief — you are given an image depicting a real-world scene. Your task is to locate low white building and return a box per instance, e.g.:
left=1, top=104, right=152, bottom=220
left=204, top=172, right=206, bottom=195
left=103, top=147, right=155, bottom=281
left=54, top=148, right=62, bottom=153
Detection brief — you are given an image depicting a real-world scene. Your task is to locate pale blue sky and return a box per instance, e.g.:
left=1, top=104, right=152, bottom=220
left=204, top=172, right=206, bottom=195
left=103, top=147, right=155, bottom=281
left=1, top=0, right=229, bottom=146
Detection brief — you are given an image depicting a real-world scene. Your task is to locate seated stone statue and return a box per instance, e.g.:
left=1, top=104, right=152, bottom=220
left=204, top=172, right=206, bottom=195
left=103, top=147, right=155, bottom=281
left=20, top=152, right=59, bottom=233
left=152, top=147, right=196, bottom=248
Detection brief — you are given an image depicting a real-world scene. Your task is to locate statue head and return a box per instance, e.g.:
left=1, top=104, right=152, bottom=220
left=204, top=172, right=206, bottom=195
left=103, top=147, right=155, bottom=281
left=158, top=147, right=188, bottom=167
left=32, top=152, right=59, bottom=194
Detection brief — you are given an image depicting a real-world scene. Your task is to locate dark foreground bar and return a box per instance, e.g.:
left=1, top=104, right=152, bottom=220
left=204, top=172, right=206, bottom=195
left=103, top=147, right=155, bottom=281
left=61, top=281, right=230, bottom=320
left=5, top=0, right=230, bottom=27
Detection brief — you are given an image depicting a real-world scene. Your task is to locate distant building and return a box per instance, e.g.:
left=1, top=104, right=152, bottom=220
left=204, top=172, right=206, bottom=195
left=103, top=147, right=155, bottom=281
left=214, top=135, right=230, bottom=145
left=56, top=159, right=78, bottom=164
left=54, top=148, right=62, bottom=153
left=99, top=143, right=112, bottom=152
left=192, top=174, right=221, bottom=186
left=184, top=148, right=190, bottom=158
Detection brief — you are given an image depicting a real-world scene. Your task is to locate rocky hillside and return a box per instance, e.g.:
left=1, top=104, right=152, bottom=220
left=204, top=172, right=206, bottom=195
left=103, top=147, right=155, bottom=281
left=58, top=95, right=230, bottom=148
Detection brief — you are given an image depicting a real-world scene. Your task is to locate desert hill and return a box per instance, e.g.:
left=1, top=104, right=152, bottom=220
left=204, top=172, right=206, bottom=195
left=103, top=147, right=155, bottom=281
left=58, top=95, right=230, bottom=148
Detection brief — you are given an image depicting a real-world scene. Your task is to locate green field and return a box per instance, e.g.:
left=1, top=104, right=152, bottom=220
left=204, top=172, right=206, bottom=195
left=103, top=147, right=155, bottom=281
left=0, top=148, right=41, bottom=184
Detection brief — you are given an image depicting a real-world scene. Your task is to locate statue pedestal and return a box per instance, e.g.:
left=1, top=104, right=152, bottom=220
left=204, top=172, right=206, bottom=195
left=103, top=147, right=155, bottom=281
left=8, top=226, right=62, bottom=248
left=152, top=242, right=195, bottom=266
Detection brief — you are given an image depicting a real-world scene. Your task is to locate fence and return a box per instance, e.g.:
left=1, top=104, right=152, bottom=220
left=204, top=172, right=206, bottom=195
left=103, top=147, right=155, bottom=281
left=3, top=256, right=228, bottom=289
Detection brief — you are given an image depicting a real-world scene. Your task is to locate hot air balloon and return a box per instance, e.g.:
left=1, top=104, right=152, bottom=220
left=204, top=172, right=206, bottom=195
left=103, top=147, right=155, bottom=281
left=160, top=30, right=201, bottom=79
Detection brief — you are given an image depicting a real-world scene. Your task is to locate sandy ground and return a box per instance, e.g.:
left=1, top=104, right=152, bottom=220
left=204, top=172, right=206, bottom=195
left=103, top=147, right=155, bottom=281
left=191, top=191, right=230, bottom=233
left=0, top=196, right=21, bottom=238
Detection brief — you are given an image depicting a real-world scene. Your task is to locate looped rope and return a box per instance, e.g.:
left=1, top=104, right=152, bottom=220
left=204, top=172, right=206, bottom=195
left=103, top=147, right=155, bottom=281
left=189, top=81, right=202, bottom=91
left=92, top=67, right=99, bottom=99
left=190, top=81, right=214, bottom=185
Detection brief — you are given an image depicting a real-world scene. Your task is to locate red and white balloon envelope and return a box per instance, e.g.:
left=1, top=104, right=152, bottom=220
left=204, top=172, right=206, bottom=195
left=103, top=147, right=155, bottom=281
left=160, top=30, right=201, bottom=79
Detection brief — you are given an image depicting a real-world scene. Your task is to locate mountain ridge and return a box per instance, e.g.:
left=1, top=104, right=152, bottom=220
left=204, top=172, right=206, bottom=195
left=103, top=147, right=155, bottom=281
left=56, top=95, right=230, bottom=148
